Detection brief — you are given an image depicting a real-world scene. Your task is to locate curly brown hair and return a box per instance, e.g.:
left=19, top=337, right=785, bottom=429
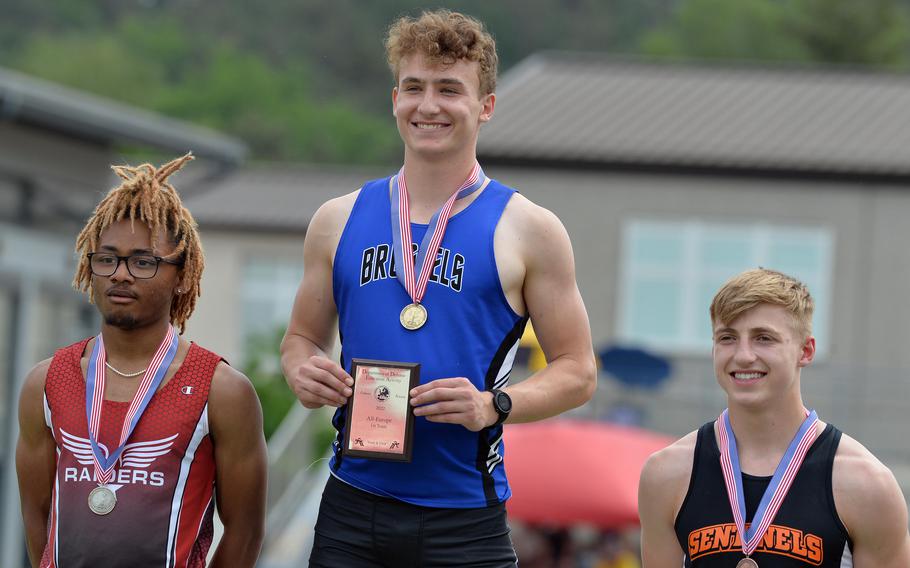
left=386, top=9, right=498, bottom=96
left=73, top=153, right=203, bottom=333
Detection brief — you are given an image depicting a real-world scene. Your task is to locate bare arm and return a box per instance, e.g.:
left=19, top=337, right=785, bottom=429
left=208, top=363, right=268, bottom=568
left=280, top=193, right=357, bottom=409
left=502, top=200, right=596, bottom=422
left=638, top=433, right=695, bottom=568
left=834, top=435, right=910, bottom=567
left=410, top=196, right=597, bottom=430
left=15, top=359, right=56, bottom=568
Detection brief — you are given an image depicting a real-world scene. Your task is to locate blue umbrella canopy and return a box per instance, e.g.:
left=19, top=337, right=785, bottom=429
left=598, top=345, right=672, bottom=389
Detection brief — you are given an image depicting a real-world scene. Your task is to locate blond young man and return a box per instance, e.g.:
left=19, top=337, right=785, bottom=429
left=280, top=10, right=596, bottom=567
left=638, top=268, right=910, bottom=567
left=16, top=155, right=267, bottom=568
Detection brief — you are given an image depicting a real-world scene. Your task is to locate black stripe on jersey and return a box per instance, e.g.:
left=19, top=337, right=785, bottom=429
left=331, top=342, right=349, bottom=473
left=476, top=316, right=529, bottom=507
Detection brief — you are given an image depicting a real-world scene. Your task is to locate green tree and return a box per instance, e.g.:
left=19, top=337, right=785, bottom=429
left=14, top=32, right=167, bottom=107
left=786, top=0, right=910, bottom=68
left=243, top=327, right=337, bottom=459
left=640, top=0, right=806, bottom=62
left=243, top=327, right=298, bottom=440
left=640, top=0, right=910, bottom=69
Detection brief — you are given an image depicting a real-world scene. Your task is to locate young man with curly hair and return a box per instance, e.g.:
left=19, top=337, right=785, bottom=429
left=638, top=268, right=910, bottom=567
left=16, top=154, right=267, bottom=568
left=281, top=9, right=597, bottom=567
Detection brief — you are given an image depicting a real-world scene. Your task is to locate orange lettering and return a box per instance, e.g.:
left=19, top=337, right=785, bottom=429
left=792, top=528, right=808, bottom=556
left=778, top=527, right=794, bottom=551
left=716, top=524, right=734, bottom=549
left=688, top=530, right=701, bottom=555
left=807, top=536, right=824, bottom=564
left=699, top=527, right=716, bottom=553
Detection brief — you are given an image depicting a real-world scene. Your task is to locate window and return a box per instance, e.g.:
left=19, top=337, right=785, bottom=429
left=241, top=257, right=304, bottom=347
left=618, top=220, right=833, bottom=355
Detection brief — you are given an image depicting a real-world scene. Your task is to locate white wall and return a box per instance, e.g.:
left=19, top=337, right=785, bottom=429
left=187, top=229, right=305, bottom=366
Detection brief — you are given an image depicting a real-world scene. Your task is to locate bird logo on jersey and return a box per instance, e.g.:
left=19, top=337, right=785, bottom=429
left=60, top=428, right=177, bottom=487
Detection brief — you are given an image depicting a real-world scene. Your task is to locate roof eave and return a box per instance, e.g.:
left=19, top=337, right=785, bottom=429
left=0, top=67, right=247, bottom=165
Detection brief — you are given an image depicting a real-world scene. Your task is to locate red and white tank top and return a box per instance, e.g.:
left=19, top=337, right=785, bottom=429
left=41, top=338, right=222, bottom=568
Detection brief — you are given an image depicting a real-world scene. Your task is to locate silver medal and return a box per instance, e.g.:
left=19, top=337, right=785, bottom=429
left=88, top=485, right=117, bottom=515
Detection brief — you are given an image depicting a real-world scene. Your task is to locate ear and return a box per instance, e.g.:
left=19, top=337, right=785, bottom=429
left=797, top=336, right=816, bottom=368
left=392, top=87, right=399, bottom=117
left=174, top=272, right=187, bottom=296
left=479, top=92, right=495, bottom=123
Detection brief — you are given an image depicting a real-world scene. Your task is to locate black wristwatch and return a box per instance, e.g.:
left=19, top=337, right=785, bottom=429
left=490, top=389, right=512, bottom=426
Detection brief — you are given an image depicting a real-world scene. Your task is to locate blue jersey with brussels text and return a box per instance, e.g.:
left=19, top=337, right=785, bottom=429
left=330, top=174, right=527, bottom=508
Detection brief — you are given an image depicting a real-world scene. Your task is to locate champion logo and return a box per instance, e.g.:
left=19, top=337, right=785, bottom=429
left=181, top=385, right=194, bottom=395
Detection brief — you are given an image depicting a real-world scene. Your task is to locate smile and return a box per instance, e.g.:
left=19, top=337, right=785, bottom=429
left=413, top=122, right=447, bottom=129
left=731, top=371, right=766, bottom=381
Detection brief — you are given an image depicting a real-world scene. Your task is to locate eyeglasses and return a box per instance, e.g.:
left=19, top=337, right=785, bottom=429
left=87, top=252, right=182, bottom=279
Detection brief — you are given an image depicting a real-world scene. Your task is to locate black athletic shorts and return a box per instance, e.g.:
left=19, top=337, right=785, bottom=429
left=309, top=475, right=518, bottom=567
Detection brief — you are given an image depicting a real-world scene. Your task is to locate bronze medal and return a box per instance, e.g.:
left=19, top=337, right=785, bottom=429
left=736, top=558, right=759, bottom=568
left=400, top=303, right=428, bottom=330
left=88, top=485, right=117, bottom=515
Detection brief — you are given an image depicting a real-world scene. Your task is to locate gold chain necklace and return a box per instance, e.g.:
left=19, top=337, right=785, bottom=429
left=104, top=362, right=147, bottom=378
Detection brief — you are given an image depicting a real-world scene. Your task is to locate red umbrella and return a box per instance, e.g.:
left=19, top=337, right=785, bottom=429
left=504, top=419, right=674, bottom=529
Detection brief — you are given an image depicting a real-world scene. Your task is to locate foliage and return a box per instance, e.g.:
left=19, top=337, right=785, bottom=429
left=641, top=0, right=910, bottom=69
left=786, top=0, right=910, bottom=68
left=641, top=0, right=806, bottom=62
left=6, top=11, right=401, bottom=164
left=4, top=0, right=910, bottom=165
left=242, top=326, right=297, bottom=440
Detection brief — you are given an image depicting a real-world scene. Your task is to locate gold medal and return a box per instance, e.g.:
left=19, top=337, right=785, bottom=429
left=400, top=303, right=428, bottom=330
left=88, top=485, right=117, bottom=515
left=736, top=558, right=758, bottom=568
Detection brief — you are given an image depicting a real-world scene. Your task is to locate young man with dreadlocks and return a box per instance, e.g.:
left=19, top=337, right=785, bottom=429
left=280, top=10, right=596, bottom=567
left=16, top=154, right=267, bottom=568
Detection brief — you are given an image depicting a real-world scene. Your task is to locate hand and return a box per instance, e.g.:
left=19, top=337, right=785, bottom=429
left=409, top=378, right=498, bottom=432
left=288, top=356, right=353, bottom=409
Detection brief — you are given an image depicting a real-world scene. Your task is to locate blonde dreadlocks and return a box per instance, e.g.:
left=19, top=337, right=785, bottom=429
left=73, top=153, right=203, bottom=333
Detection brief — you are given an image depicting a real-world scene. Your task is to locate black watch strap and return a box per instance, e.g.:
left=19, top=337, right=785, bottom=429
left=490, top=389, right=512, bottom=426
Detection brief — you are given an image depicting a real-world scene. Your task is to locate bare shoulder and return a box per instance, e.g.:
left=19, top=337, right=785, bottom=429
left=18, top=358, right=53, bottom=433
left=834, top=433, right=900, bottom=493
left=19, top=358, right=53, bottom=407
left=641, top=430, right=698, bottom=493
left=833, top=434, right=906, bottom=519
left=23, top=358, right=52, bottom=393
left=209, top=362, right=261, bottom=418
left=305, top=189, right=361, bottom=259
left=501, top=193, right=567, bottom=239
left=498, top=192, right=574, bottom=268
left=312, top=189, right=359, bottom=229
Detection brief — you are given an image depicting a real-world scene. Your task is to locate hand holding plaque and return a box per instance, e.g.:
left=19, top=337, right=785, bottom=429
left=343, top=359, right=419, bottom=461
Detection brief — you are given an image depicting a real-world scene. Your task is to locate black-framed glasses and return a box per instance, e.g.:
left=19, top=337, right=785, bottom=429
left=87, top=252, right=182, bottom=279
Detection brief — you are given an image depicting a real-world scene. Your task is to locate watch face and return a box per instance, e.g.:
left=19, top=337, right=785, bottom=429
left=495, top=391, right=512, bottom=413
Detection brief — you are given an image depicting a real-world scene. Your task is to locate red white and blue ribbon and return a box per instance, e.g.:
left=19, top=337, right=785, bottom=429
left=718, top=408, right=819, bottom=557
left=390, top=163, right=486, bottom=305
left=85, top=325, right=178, bottom=484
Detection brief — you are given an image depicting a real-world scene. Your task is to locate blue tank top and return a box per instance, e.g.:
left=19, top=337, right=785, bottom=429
left=330, top=175, right=527, bottom=508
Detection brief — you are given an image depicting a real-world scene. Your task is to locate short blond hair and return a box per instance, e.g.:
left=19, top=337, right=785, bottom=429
left=710, top=268, right=814, bottom=339
left=385, top=9, right=498, bottom=96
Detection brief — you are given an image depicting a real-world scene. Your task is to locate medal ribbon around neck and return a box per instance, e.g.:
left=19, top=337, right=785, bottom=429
left=390, top=163, right=486, bottom=307
left=85, top=325, right=179, bottom=484
left=717, top=407, right=819, bottom=557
